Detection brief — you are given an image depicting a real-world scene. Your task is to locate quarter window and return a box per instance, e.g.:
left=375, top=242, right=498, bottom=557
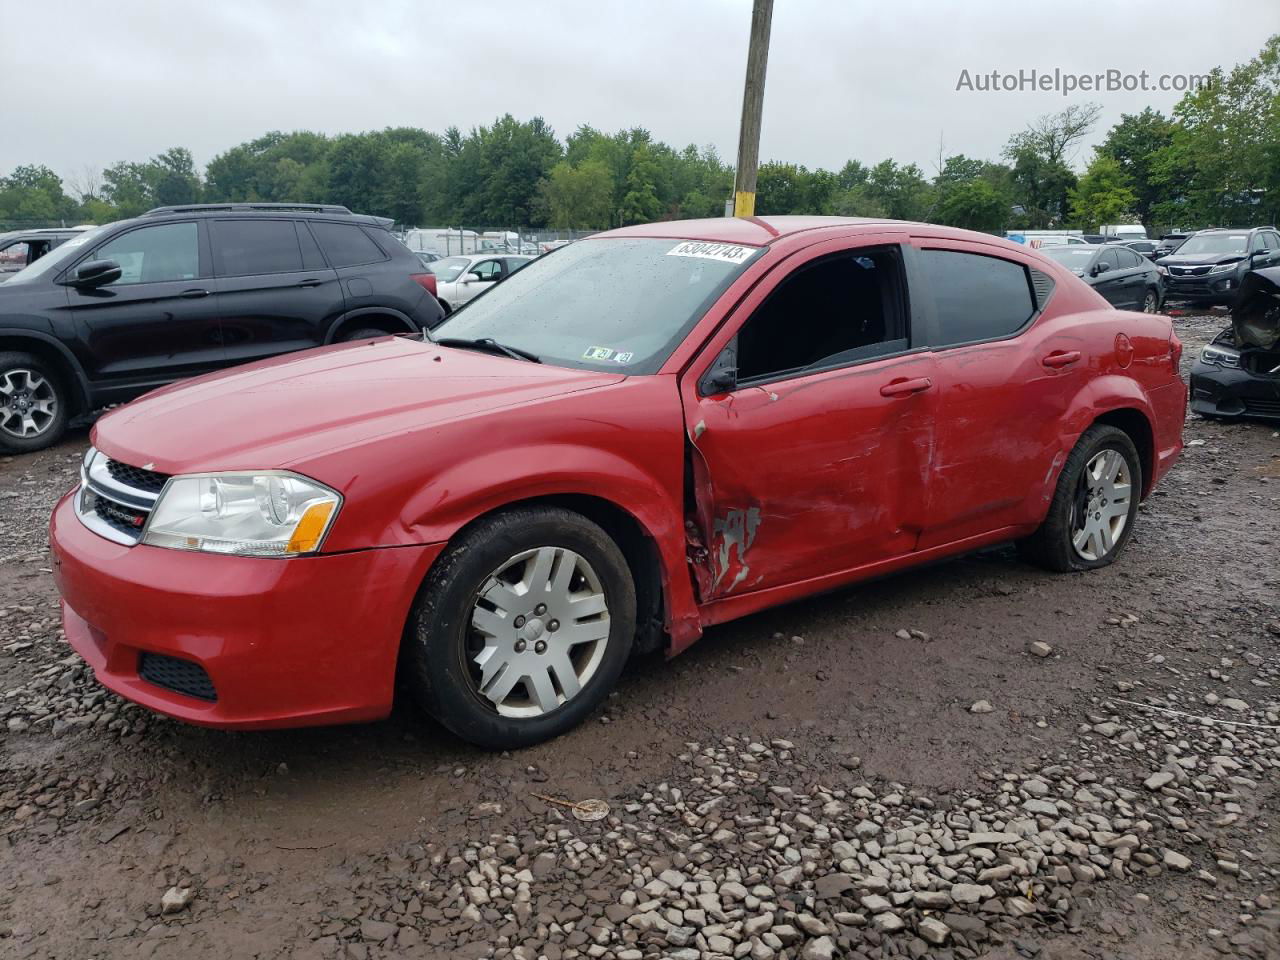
left=93, top=223, right=199, bottom=285
left=471, top=260, right=501, bottom=281
left=922, top=249, right=1035, bottom=346
left=212, top=220, right=303, bottom=276
left=734, top=247, right=907, bottom=384
left=310, top=221, right=384, bottom=267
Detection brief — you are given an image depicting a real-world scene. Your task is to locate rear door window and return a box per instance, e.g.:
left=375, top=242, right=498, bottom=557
left=310, top=221, right=385, bottom=267
left=211, top=219, right=303, bottom=277
left=921, top=249, right=1036, bottom=347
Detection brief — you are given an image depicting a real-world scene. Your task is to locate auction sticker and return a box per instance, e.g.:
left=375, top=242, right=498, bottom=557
left=666, top=241, right=755, bottom=264
left=583, top=346, right=616, bottom=361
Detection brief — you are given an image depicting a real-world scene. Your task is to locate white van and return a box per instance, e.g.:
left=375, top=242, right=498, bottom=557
left=402, top=228, right=481, bottom=256
left=1100, top=224, right=1148, bottom=241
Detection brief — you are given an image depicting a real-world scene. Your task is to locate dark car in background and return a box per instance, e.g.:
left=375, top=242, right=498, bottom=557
left=1153, top=231, right=1196, bottom=260
left=0, top=203, right=443, bottom=452
left=1189, top=266, right=1280, bottom=420
left=1040, top=243, right=1163, bottom=312
left=1160, top=226, right=1280, bottom=305
left=0, top=227, right=89, bottom=279
left=1123, top=239, right=1160, bottom=259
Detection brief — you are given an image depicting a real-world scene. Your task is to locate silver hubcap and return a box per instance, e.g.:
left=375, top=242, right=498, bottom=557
left=0, top=368, right=57, bottom=440
left=1143, top=293, right=1157, bottom=313
left=1071, top=449, right=1132, bottom=561
left=467, top=546, right=610, bottom=718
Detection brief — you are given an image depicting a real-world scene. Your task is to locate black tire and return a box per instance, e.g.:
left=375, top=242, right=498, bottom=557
left=438, top=300, right=453, bottom=317
left=1142, top=288, right=1160, bottom=313
left=405, top=506, right=636, bottom=750
left=338, top=327, right=389, bottom=343
left=0, top=351, right=69, bottom=454
left=1017, top=424, right=1142, bottom=572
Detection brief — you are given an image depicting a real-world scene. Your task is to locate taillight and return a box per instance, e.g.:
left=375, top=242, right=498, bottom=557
left=1170, top=332, right=1183, bottom=369
left=411, top=273, right=438, bottom=298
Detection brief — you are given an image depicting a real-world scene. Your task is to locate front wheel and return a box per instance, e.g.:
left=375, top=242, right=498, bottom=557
left=0, top=352, right=69, bottom=454
left=405, top=506, right=636, bottom=749
left=1142, top=289, right=1160, bottom=313
left=1018, top=424, right=1142, bottom=572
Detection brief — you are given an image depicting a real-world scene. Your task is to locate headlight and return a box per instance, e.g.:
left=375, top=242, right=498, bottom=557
left=1207, top=261, right=1238, bottom=275
left=142, top=472, right=341, bottom=557
left=1199, top=344, right=1241, bottom=368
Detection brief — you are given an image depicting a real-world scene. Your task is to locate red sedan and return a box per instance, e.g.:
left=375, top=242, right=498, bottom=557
left=49, top=217, right=1186, bottom=749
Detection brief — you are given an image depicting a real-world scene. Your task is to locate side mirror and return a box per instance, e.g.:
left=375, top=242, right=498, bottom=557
left=1092, top=262, right=1110, bottom=277
left=1252, top=250, right=1271, bottom=261
left=463, top=272, right=483, bottom=284
left=71, top=259, right=122, bottom=287
left=700, top=341, right=739, bottom=395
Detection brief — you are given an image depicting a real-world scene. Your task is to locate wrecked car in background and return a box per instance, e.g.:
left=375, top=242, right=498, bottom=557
left=1190, top=265, right=1280, bottom=420
left=49, top=216, right=1186, bottom=750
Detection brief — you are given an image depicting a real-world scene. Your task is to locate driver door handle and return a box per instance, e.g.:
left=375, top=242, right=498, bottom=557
left=296, top=278, right=324, bottom=288
left=1042, top=350, right=1081, bottom=368
left=879, top=377, right=933, bottom=398
left=178, top=288, right=210, bottom=299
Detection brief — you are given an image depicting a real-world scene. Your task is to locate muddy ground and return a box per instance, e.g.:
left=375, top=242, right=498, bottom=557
left=0, top=310, right=1276, bottom=960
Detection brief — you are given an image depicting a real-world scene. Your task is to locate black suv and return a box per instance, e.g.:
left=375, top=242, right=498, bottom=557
left=1159, top=226, right=1280, bottom=305
left=0, top=203, right=444, bottom=452
left=0, top=227, right=89, bottom=279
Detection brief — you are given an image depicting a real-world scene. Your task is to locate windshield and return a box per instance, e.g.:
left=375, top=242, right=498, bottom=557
left=427, top=257, right=471, bottom=283
left=4, top=223, right=113, bottom=285
left=1176, top=233, right=1249, bottom=256
left=434, top=236, right=762, bottom=373
left=1042, top=247, right=1096, bottom=268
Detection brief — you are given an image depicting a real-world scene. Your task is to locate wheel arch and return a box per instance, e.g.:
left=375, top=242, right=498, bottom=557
left=431, top=493, right=669, bottom=656
left=0, top=329, right=91, bottom=417
left=1091, top=406, right=1156, bottom=498
left=325, top=307, right=418, bottom=343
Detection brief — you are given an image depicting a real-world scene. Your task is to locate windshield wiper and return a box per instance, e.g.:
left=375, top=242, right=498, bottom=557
left=435, top=337, right=541, bottom=363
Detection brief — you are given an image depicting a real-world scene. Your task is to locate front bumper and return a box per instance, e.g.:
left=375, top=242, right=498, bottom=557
left=1189, top=361, right=1280, bottom=420
left=1163, top=273, right=1238, bottom=304
left=49, top=491, right=444, bottom=729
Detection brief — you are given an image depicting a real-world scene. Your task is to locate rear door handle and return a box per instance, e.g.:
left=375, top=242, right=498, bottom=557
left=1042, top=350, right=1081, bottom=368
left=879, top=377, right=933, bottom=398
left=178, top=288, right=209, bottom=299
left=296, top=278, right=323, bottom=288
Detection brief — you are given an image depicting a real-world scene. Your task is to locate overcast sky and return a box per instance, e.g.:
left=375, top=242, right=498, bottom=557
left=4, top=0, right=1273, bottom=186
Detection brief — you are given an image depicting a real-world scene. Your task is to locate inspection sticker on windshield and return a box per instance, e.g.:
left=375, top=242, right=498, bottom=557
left=666, top=241, right=754, bottom=264
left=583, top=346, right=635, bottom=364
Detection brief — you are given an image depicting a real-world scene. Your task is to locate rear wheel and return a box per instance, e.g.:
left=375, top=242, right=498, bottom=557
left=405, top=506, right=636, bottom=749
left=1142, top=288, right=1160, bottom=313
left=1018, top=424, right=1142, bottom=572
left=0, top=352, right=68, bottom=453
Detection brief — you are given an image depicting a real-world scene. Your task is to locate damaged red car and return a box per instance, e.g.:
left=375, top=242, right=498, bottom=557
left=49, top=217, right=1186, bottom=749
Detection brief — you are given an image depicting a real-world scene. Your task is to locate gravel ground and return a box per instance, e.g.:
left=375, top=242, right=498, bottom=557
left=0, top=309, right=1277, bottom=960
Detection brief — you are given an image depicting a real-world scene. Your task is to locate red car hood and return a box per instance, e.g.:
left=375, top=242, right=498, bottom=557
left=93, top=337, right=625, bottom=474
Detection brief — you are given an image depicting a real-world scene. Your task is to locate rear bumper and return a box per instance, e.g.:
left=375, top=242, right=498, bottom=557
left=49, top=491, right=444, bottom=729
left=1190, top=363, right=1280, bottom=420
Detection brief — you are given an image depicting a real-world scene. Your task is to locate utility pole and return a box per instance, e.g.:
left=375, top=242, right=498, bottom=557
left=732, top=0, right=774, bottom=218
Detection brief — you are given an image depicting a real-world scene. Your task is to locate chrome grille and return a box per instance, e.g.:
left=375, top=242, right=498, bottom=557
left=74, top=450, right=169, bottom=546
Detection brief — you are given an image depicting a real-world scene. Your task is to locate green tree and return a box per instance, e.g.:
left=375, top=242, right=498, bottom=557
left=1003, top=103, right=1101, bottom=226
left=936, top=180, right=1008, bottom=232
left=539, top=160, right=613, bottom=228
left=1095, top=108, right=1175, bottom=225
left=1068, top=154, right=1138, bottom=229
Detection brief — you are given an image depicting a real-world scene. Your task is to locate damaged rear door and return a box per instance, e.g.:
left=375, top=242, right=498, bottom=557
left=679, top=235, right=938, bottom=599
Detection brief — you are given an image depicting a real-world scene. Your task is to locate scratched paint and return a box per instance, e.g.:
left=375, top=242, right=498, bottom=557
left=712, top=507, right=762, bottom=593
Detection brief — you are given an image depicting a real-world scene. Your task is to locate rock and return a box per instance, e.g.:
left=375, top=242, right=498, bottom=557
left=961, top=832, right=1020, bottom=848
left=872, top=913, right=904, bottom=933
left=795, top=914, right=831, bottom=936
left=1027, top=641, right=1053, bottom=658
left=950, top=883, right=995, bottom=905
left=160, top=887, right=194, bottom=915
left=918, top=917, right=950, bottom=945
left=706, top=934, right=733, bottom=954
left=814, top=873, right=854, bottom=899
left=1220, top=698, right=1249, bottom=712
left=1163, top=849, right=1192, bottom=872
left=860, top=894, right=892, bottom=914
left=914, top=891, right=952, bottom=909
left=970, top=700, right=994, bottom=714
left=1144, top=771, right=1174, bottom=790
left=359, top=920, right=397, bottom=942
left=854, top=820, right=880, bottom=839
left=1023, top=798, right=1058, bottom=816
left=800, top=936, right=837, bottom=960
